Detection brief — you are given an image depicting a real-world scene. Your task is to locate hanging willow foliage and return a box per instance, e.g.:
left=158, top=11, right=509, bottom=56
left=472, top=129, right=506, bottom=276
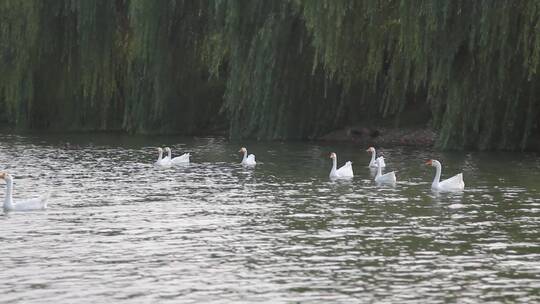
left=0, top=0, right=40, bottom=125
left=0, top=0, right=224, bottom=134
left=204, top=0, right=358, bottom=140
left=124, top=0, right=225, bottom=134
left=0, top=0, right=539, bottom=150
left=295, top=0, right=540, bottom=150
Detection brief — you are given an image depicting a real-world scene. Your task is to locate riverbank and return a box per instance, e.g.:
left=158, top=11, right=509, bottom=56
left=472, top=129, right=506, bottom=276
left=319, top=125, right=436, bottom=148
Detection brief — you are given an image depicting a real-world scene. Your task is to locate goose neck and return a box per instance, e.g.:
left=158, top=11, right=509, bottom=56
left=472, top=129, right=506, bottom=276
left=4, top=178, right=13, bottom=209
left=433, top=162, right=442, bottom=186
left=330, top=157, right=337, bottom=175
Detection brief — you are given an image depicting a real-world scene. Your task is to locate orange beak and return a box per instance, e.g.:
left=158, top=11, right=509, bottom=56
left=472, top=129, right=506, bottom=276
left=425, top=160, right=432, bottom=165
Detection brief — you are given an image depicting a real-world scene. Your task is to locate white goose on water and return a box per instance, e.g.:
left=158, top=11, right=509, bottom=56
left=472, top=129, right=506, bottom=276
left=329, top=152, right=354, bottom=179
left=165, top=147, right=190, bottom=165
left=426, top=159, right=464, bottom=191
left=154, top=147, right=171, bottom=168
left=1, top=172, right=48, bottom=211
left=374, top=157, right=396, bottom=185
left=367, top=147, right=386, bottom=168
left=239, top=147, right=256, bottom=166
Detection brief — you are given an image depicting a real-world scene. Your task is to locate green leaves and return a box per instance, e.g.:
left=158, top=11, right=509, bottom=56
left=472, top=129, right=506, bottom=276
left=0, top=0, right=539, bottom=150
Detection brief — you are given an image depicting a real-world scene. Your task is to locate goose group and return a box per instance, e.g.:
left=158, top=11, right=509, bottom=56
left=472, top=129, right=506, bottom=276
left=152, top=144, right=464, bottom=192
left=1, top=144, right=466, bottom=212
left=367, top=147, right=386, bottom=168
left=327, top=146, right=463, bottom=190
left=155, top=147, right=191, bottom=168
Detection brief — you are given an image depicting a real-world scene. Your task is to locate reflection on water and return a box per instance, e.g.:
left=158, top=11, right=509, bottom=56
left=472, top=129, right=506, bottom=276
left=0, top=132, right=539, bottom=303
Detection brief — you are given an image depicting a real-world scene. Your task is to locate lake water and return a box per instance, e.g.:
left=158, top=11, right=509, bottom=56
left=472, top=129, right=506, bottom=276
left=0, top=132, right=539, bottom=303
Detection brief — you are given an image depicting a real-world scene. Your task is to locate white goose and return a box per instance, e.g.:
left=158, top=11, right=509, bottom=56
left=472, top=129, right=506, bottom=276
left=426, top=159, right=464, bottom=191
left=329, top=152, right=354, bottom=179
left=154, top=147, right=171, bottom=168
left=1, top=172, right=48, bottom=211
left=239, top=147, right=256, bottom=166
left=374, top=157, right=396, bottom=185
left=367, top=147, right=386, bottom=168
left=165, top=147, right=190, bottom=165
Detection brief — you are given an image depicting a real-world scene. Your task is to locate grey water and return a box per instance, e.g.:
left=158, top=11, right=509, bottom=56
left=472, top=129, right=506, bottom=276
left=0, top=132, right=539, bottom=303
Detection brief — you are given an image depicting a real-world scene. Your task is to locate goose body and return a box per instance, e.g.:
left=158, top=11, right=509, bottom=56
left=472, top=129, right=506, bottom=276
left=329, top=152, right=354, bottom=179
left=1, top=173, right=48, bottom=211
left=239, top=147, right=256, bottom=166
left=374, top=157, right=396, bottom=185
left=427, top=159, right=464, bottom=191
left=367, top=147, right=386, bottom=168
left=165, top=147, right=190, bottom=165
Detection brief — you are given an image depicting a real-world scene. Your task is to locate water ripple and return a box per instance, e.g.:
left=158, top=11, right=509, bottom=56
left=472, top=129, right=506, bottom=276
left=0, top=134, right=538, bottom=303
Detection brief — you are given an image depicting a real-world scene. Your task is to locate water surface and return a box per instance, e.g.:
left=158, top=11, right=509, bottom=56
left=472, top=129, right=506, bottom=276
left=0, top=133, right=539, bottom=303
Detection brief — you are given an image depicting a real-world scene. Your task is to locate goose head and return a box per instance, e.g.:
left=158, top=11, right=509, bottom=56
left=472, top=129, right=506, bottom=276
left=366, top=147, right=375, bottom=153
left=0, top=172, right=12, bottom=182
left=239, top=147, right=247, bottom=153
left=426, top=159, right=441, bottom=167
left=329, top=152, right=337, bottom=159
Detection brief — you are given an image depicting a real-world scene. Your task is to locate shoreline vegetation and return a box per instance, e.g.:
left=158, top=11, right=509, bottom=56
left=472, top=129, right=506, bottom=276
left=1, top=1, right=540, bottom=151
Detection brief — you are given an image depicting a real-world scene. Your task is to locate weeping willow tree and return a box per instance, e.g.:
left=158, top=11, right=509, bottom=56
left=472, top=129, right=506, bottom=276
left=0, top=0, right=224, bottom=133
left=205, top=0, right=356, bottom=140
left=296, top=0, right=540, bottom=150
left=0, top=0, right=125, bottom=129
left=1, top=0, right=540, bottom=150
left=209, top=0, right=540, bottom=149
left=0, top=0, right=40, bottom=125
left=125, top=0, right=224, bottom=133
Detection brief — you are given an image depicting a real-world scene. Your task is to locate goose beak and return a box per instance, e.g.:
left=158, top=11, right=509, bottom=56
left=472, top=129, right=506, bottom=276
left=425, top=160, right=432, bottom=166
